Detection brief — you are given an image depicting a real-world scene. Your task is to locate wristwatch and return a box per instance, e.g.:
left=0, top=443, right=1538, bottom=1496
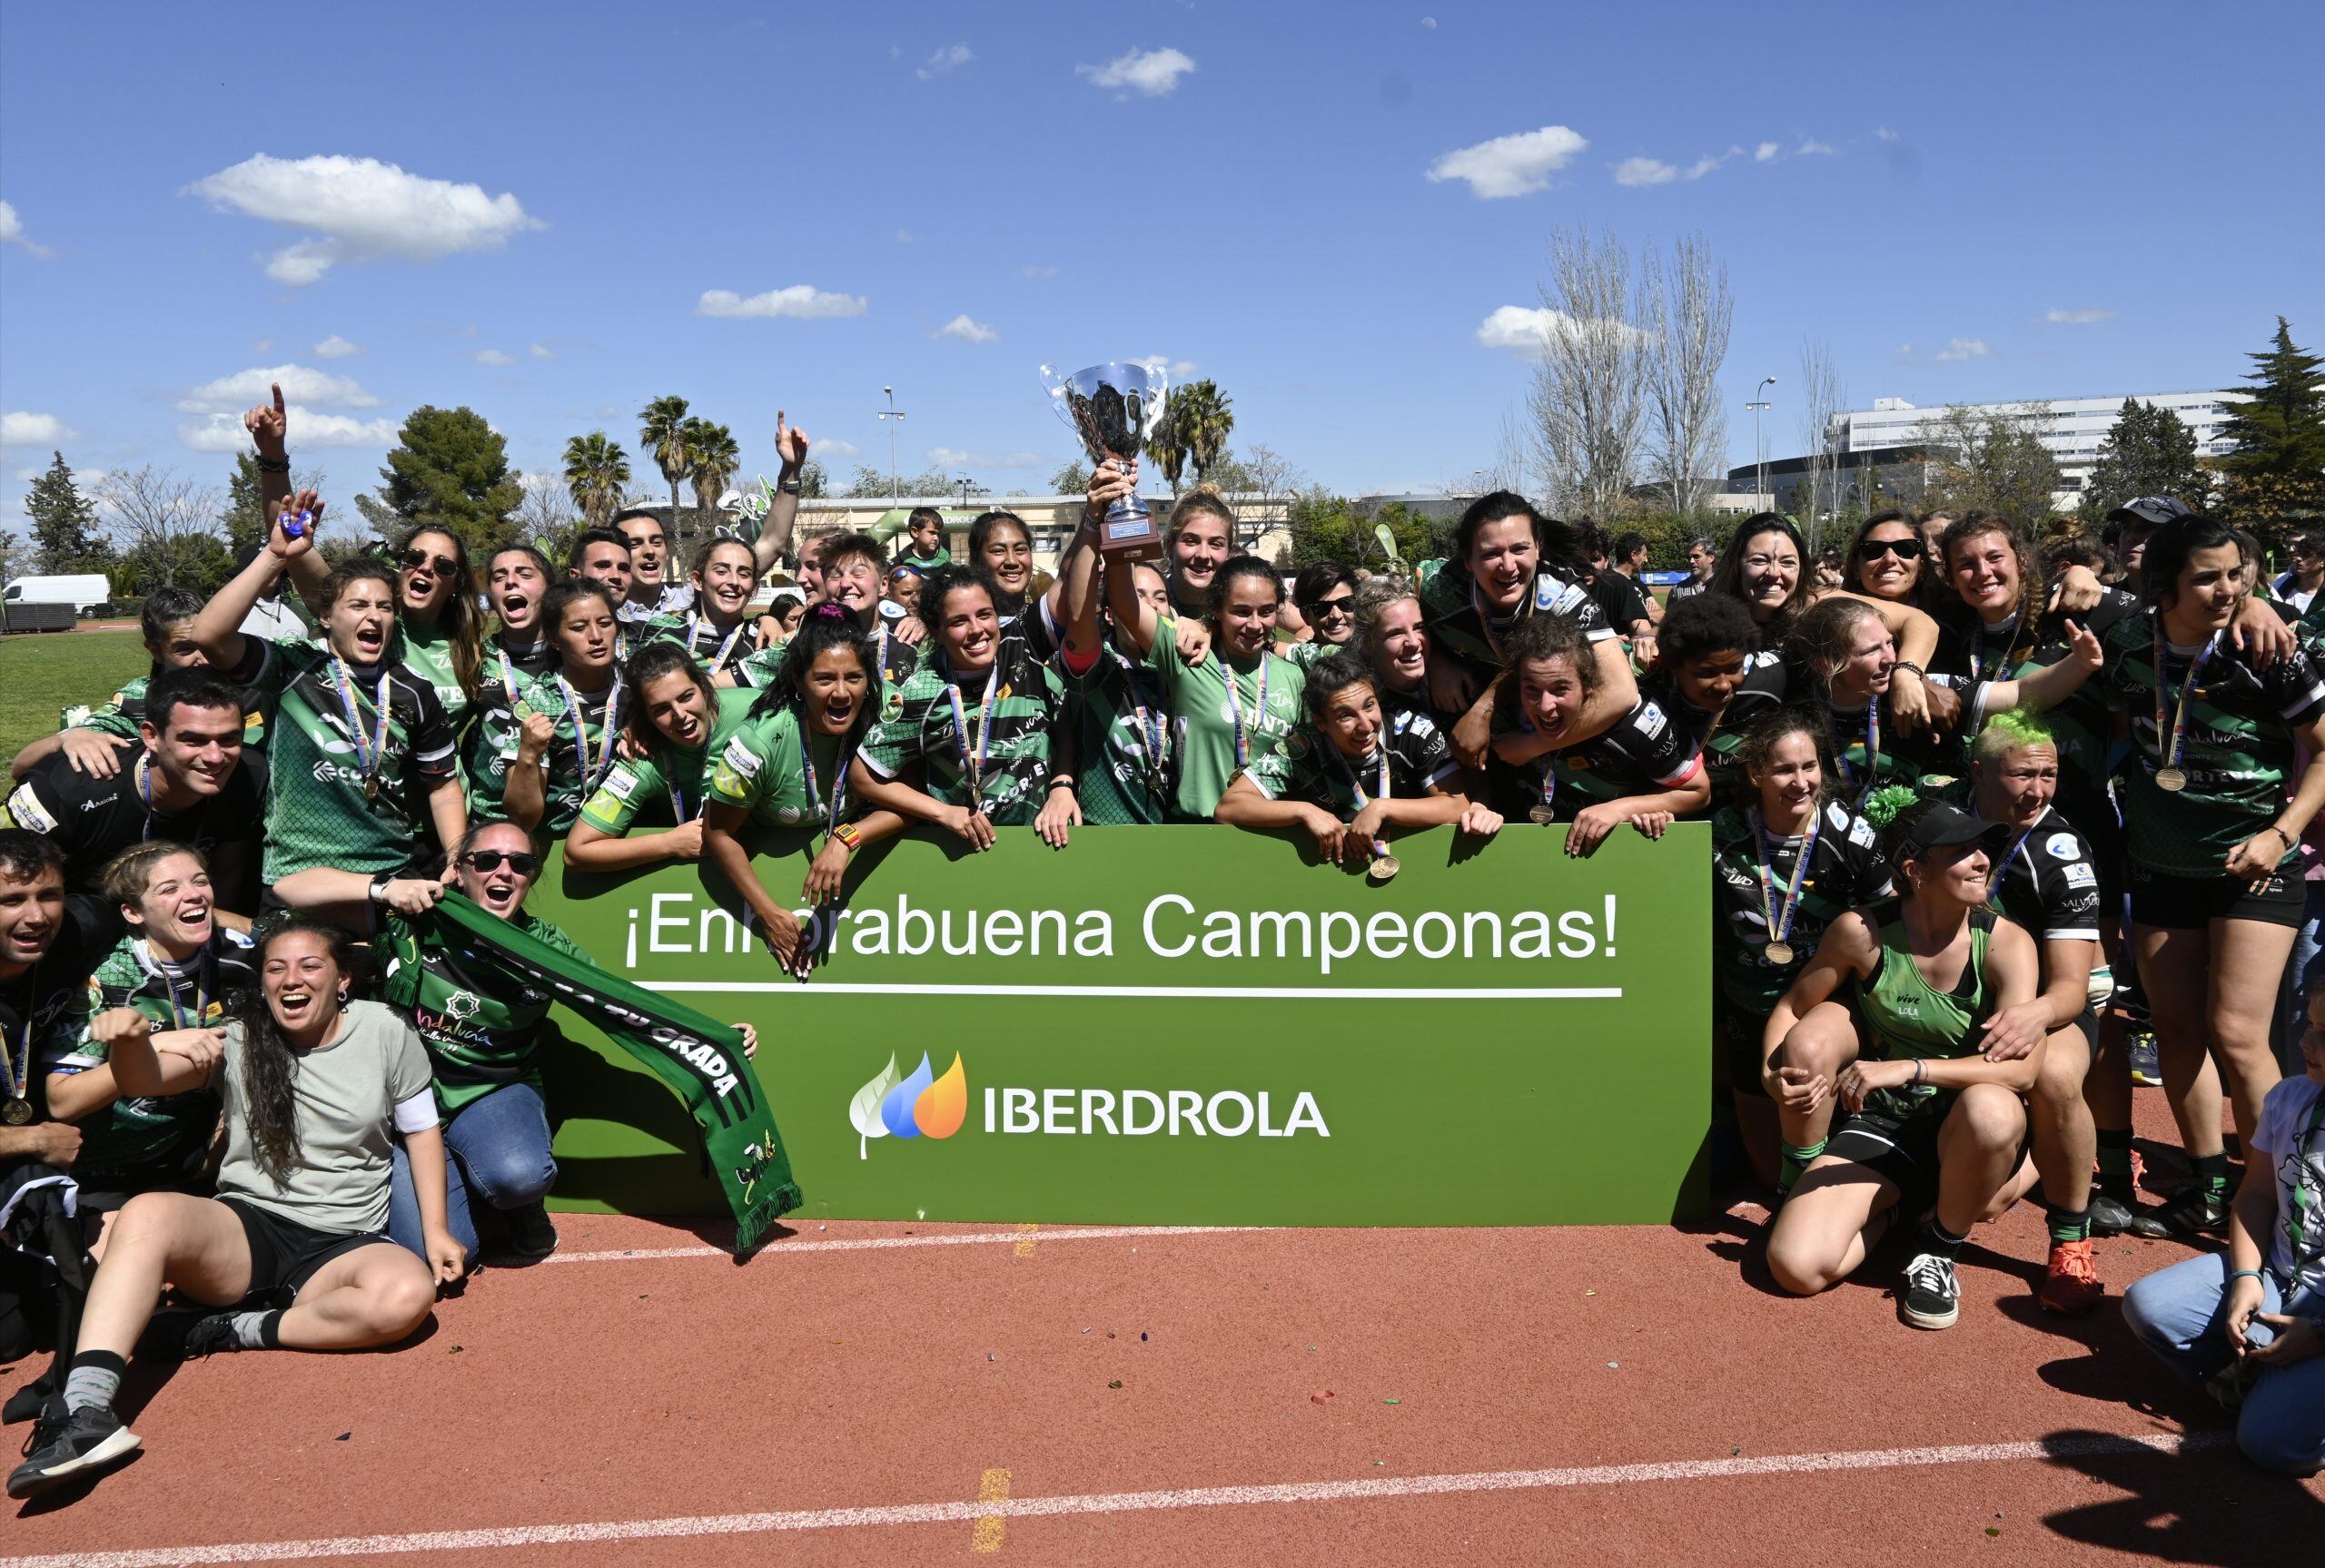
left=831, top=821, right=864, bottom=853
left=777, top=476, right=802, bottom=495
left=368, top=873, right=395, bottom=906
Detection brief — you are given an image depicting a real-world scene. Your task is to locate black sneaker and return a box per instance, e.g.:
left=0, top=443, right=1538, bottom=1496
left=2129, top=1031, right=2162, bottom=1087
left=502, top=1201, right=559, bottom=1260
left=3, top=1376, right=53, bottom=1425
left=2130, top=1188, right=2230, bottom=1239
left=8, top=1401, right=139, bottom=1500
left=1901, top=1251, right=1961, bottom=1330
left=2087, top=1190, right=2138, bottom=1236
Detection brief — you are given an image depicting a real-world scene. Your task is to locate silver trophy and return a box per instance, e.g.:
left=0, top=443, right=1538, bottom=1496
left=1040, top=360, right=1169, bottom=557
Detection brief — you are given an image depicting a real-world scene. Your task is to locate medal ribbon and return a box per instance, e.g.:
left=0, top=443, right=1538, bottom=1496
left=329, top=656, right=393, bottom=794
left=1985, top=820, right=2042, bottom=910
left=799, top=722, right=852, bottom=838
left=2152, top=620, right=2220, bottom=781
left=1222, top=656, right=1270, bottom=772
left=1469, top=577, right=1532, bottom=663
left=151, top=942, right=216, bottom=1031
left=693, top=614, right=749, bottom=676
left=1754, top=808, right=1819, bottom=954
left=2, top=962, right=33, bottom=1112
left=137, top=753, right=156, bottom=842
left=558, top=677, right=622, bottom=792
left=1832, top=699, right=1880, bottom=800
left=1341, top=745, right=1394, bottom=860
left=946, top=666, right=1000, bottom=799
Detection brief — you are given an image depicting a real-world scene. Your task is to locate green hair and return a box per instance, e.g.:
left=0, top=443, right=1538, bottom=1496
left=1972, top=706, right=2056, bottom=767
left=1860, top=784, right=1921, bottom=829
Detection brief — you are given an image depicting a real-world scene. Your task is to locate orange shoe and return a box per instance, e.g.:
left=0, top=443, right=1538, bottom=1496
left=2039, top=1238, right=2105, bottom=1316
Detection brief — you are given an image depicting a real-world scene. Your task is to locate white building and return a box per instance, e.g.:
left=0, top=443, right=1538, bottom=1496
left=1828, top=390, right=2236, bottom=496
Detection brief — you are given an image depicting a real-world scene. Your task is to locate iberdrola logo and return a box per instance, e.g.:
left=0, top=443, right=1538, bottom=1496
left=848, top=1051, right=968, bottom=1159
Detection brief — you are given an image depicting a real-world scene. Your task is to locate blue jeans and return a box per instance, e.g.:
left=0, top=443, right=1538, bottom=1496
left=2121, top=1252, right=2325, bottom=1475
left=387, top=1082, right=557, bottom=1260
left=2276, top=880, right=2325, bottom=1079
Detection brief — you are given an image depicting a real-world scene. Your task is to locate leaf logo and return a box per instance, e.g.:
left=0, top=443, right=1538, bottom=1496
left=847, top=1051, right=966, bottom=1159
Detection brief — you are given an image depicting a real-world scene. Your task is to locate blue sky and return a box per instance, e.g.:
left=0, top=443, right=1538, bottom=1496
left=3, top=0, right=2320, bottom=526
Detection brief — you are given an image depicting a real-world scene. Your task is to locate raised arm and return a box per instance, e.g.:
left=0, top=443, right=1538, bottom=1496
left=749, top=411, right=810, bottom=577
left=1057, top=465, right=1134, bottom=664
left=193, top=490, right=321, bottom=673
left=1978, top=621, right=2102, bottom=717
left=1103, top=536, right=1165, bottom=659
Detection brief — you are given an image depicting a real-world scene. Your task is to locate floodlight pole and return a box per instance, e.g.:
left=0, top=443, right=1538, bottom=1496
left=877, top=387, right=907, bottom=506
left=1749, top=377, right=1776, bottom=509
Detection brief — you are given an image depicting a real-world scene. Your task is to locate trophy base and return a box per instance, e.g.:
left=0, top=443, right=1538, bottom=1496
left=1096, top=496, right=1162, bottom=561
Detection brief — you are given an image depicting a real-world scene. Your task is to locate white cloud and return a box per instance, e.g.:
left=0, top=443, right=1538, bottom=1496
left=1076, top=46, right=1196, bottom=97
left=1796, top=138, right=1836, bottom=156
left=1, top=411, right=76, bottom=448
left=934, top=314, right=999, bottom=344
left=1874, top=125, right=1899, bottom=143
left=1132, top=356, right=1199, bottom=381
left=475, top=348, right=514, bottom=366
left=1477, top=305, right=1651, bottom=362
left=0, top=200, right=53, bottom=257
left=815, top=439, right=861, bottom=459
left=1427, top=125, right=1588, bottom=199
left=1422, top=15, right=1437, bottom=26
left=697, top=285, right=867, bottom=320
left=895, top=228, right=916, bottom=243
left=177, top=409, right=397, bottom=452
left=1684, top=153, right=1729, bottom=180
left=2044, top=308, right=2115, bottom=326
left=184, top=153, right=542, bottom=286
left=1755, top=141, right=1780, bottom=163
left=177, top=364, right=380, bottom=413
left=917, top=43, right=973, bottom=80
left=927, top=447, right=1045, bottom=469
left=1935, top=336, right=1994, bottom=361
left=1614, top=157, right=1677, bottom=187
left=252, top=338, right=274, bottom=356
left=529, top=342, right=556, bottom=360
left=1019, top=263, right=1059, bottom=279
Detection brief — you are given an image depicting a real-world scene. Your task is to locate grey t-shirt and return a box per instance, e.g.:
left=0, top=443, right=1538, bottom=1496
left=2258, top=1074, right=2325, bottom=1297
left=217, top=1000, right=434, bottom=1237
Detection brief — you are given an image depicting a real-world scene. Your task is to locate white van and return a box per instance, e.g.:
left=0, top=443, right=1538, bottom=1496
left=3, top=575, right=114, bottom=615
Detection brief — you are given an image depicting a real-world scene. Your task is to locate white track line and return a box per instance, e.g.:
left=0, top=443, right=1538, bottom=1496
left=541, top=1223, right=1264, bottom=1266
left=0, top=1432, right=2233, bottom=1568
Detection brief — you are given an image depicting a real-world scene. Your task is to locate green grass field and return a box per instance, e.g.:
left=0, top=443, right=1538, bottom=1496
left=0, top=628, right=150, bottom=768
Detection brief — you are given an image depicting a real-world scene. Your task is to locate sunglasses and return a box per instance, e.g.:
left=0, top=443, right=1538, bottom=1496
left=460, top=850, right=542, bottom=876
left=401, top=548, right=460, bottom=576
left=1303, top=595, right=1357, bottom=616
left=1855, top=537, right=1923, bottom=562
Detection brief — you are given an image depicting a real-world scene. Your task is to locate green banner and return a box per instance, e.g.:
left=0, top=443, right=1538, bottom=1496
left=525, top=823, right=1711, bottom=1227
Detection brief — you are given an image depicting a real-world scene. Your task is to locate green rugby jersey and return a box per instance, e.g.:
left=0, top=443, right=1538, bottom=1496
left=52, top=931, right=250, bottom=1188
left=896, top=546, right=951, bottom=571
left=398, top=616, right=475, bottom=735
left=1854, top=902, right=2000, bottom=1121
left=2092, top=611, right=2325, bottom=878
left=236, top=637, right=459, bottom=881
left=1278, top=709, right=1458, bottom=814
left=1063, top=643, right=1174, bottom=826
left=581, top=687, right=757, bottom=833
left=1930, top=587, right=2140, bottom=800
left=729, top=613, right=919, bottom=693
left=380, top=909, right=587, bottom=1114
left=707, top=702, right=860, bottom=833
left=633, top=611, right=761, bottom=682
left=859, top=633, right=1066, bottom=825
left=473, top=671, right=624, bottom=833
left=1711, top=802, right=1892, bottom=1016
left=1144, top=632, right=1305, bottom=819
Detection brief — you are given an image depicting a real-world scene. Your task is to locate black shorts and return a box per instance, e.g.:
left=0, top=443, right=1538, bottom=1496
left=2128, top=862, right=2304, bottom=931
left=1826, top=1093, right=1956, bottom=1200
left=1720, top=1007, right=1771, bottom=1099
left=221, top=1197, right=390, bottom=1300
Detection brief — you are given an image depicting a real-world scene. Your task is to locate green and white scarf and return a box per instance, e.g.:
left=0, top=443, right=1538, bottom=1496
left=425, top=893, right=801, bottom=1248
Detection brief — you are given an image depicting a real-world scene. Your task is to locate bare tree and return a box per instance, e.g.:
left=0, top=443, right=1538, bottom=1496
left=96, top=466, right=226, bottom=590
left=1642, top=234, right=1732, bottom=518
left=1796, top=340, right=1847, bottom=550
left=517, top=470, right=577, bottom=547
left=1489, top=406, right=1530, bottom=497
left=1234, top=443, right=1304, bottom=547
left=1527, top=225, right=1651, bottom=520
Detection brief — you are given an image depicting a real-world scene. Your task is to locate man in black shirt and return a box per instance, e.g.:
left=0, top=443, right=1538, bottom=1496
left=0, top=671, right=260, bottom=921
left=0, top=833, right=114, bottom=1129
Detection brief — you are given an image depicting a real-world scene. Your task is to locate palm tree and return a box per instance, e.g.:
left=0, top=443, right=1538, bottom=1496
left=638, top=394, right=694, bottom=552
left=1173, top=379, right=1236, bottom=488
left=562, top=430, right=631, bottom=530
left=686, top=419, right=741, bottom=523
left=1147, top=412, right=1188, bottom=497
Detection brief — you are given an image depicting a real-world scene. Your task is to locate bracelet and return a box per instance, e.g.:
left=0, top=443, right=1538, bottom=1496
left=1913, top=1059, right=1927, bottom=1086
left=2263, top=825, right=2295, bottom=851
left=777, top=477, right=802, bottom=495
left=1049, top=777, right=1076, bottom=792
left=1892, top=660, right=1925, bottom=679
left=254, top=455, right=291, bottom=474
left=831, top=821, right=863, bottom=853
left=2226, top=1269, right=2265, bottom=1283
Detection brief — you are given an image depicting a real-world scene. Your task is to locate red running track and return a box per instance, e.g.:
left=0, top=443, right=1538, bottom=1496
left=5, top=1099, right=2318, bottom=1565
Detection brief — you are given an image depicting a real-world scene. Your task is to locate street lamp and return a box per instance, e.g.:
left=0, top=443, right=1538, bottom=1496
left=876, top=386, right=907, bottom=507
left=1748, top=377, right=1776, bottom=510
left=956, top=474, right=975, bottom=513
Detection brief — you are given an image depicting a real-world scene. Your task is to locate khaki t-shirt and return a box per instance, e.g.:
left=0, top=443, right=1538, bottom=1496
left=217, top=1000, right=434, bottom=1237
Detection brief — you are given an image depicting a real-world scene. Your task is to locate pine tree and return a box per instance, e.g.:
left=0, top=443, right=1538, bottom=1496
left=2081, top=398, right=2211, bottom=522
left=366, top=406, right=524, bottom=554
left=221, top=452, right=268, bottom=557
left=23, top=450, right=114, bottom=574
left=2217, top=317, right=2325, bottom=526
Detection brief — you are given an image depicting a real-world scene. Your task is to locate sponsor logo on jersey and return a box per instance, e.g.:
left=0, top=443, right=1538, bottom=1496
left=1636, top=702, right=1667, bottom=739
left=2043, top=832, right=2081, bottom=860
left=2063, top=863, right=2098, bottom=888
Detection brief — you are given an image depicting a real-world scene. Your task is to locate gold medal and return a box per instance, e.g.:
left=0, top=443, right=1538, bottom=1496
left=364, top=774, right=382, bottom=803
left=1529, top=805, right=1558, bottom=826
left=1, top=1098, right=32, bottom=1127
left=1765, top=940, right=1796, bottom=967
left=1368, top=854, right=1401, bottom=883
left=2154, top=766, right=2187, bottom=793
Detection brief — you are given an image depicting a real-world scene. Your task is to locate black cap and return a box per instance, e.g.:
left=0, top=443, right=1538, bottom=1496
left=2104, top=496, right=2195, bottom=530
left=1892, top=804, right=2012, bottom=864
